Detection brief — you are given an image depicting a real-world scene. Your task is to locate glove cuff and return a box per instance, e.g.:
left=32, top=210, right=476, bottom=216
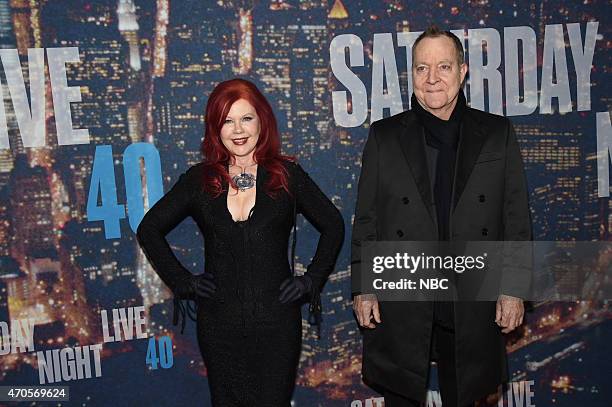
left=172, top=274, right=196, bottom=300
left=301, top=274, right=313, bottom=295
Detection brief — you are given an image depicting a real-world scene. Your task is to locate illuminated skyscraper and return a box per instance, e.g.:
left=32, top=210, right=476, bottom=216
left=118, top=0, right=142, bottom=71
left=515, top=123, right=584, bottom=240
left=0, top=256, right=20, bottom=322
left=290, top=24, right=329, bottom=156
left=0, top=0, right=13, bottom=45
left=0, top=0, right=19, bottom=171
left=237, top=8, right=253, bottom=74
left=0, top=257, right=28, bottom=328
left=9, top=155, right=54, bottom=266
left=8, top=0, right=33, bottom=55
left=152, top=0, right=168, bottom=78
left=28, top=249, right=61, bottom=325
left=253, top=4, right=298, bottom=158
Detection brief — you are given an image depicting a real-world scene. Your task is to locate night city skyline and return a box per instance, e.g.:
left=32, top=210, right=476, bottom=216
left=0, top=1, right=609, bottom=406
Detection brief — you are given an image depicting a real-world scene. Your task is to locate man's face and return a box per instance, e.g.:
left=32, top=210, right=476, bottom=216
left=412, top=36, right=467, bottom=117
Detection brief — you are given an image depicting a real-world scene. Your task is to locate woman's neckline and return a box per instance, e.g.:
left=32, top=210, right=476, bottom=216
left=225, top=164, right=260, bottom=223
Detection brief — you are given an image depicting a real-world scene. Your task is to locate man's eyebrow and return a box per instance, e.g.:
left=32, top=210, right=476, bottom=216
left=414, top=60, right=455, bottom=66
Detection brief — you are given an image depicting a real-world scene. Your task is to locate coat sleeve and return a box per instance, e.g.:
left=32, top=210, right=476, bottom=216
left=136, top=166, right=198, bottom=293
left=502, top=119, right=531, bottom=241
left=501, top=119, right=533, bottom=299
left=293, top=163, right=345, bottom=292
left=351, top=123, right=380, bottom=297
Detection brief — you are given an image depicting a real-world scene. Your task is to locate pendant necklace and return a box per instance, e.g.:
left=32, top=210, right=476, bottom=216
left=231, top=163, right=256, bottom=192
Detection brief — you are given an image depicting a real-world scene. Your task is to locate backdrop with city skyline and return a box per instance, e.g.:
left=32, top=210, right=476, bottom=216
left=0, top=1, right=609, bottom=406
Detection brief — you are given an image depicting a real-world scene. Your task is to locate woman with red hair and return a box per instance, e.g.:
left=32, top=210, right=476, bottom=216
left=136, top=78, right=344, bottom=406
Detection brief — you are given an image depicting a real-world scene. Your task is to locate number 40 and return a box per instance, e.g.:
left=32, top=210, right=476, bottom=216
left=146, top=336, right=174, bottom=369
left=87, top=143, right=163, bottom=239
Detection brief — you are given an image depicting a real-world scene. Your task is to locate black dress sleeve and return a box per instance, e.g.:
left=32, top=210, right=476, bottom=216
left=136, top=165, right=200, bottom=294
left=289, top=162, right=344, bottom=336
left=291, top=163, right=345, bottom=292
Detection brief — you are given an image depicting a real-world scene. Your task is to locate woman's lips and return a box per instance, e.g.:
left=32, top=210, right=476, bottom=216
left=232, top=137, right=249, bottom=145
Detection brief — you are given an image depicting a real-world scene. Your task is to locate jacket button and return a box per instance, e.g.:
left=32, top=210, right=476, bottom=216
left=479, top=194, right=486, bottom=202
left=481, top=228, right=488, bottom=236
left=396, top=230, right=404, bottom=237
left=402, top=197, right=410, bottom=204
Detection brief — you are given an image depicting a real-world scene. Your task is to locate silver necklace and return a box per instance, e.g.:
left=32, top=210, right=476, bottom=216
left=230, top=164, right=256, bottom=192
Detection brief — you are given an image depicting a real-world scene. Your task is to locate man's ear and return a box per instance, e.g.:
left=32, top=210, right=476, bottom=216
left=460, top=63, right=468, bottom=85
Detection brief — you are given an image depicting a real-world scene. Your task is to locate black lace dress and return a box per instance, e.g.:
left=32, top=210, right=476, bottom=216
left=136, top=161, right=344, bottom=406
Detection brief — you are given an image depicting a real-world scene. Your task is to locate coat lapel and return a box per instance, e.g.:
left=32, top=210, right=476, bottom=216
left=452, top=109, right=488, bottom=209
left=398, top=112, right=435, bottom=222
left=397, top=108, right=490, bottom=219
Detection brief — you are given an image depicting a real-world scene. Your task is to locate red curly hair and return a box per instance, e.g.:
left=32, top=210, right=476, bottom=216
left=200, top=78, right=294, bottom=197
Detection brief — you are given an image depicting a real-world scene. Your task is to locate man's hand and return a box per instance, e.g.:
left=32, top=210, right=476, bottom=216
left=495, top=294, right=524, bottom=333
left=353, top=294, right=381, bottom=328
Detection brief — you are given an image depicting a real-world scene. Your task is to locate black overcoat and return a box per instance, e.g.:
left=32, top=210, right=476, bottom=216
left=351, top=107, right=532, bottom=405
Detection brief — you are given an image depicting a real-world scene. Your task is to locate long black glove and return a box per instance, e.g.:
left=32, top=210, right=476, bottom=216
left=172, top=273, right=216, bottom=334
left=174, top=273, right=216, bottom=300
left=278, top=275, right=313, bottom=303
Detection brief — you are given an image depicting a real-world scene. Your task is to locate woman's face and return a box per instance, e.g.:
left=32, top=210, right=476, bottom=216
left=219, top=98, right=260, bottom=161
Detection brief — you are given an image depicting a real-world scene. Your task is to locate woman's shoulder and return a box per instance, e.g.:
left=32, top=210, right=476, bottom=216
left=185, top=162, right=206, bottom=175
left=177, top=162, right=205, bottom=184
left=280, top=158, right=310, bottom=184
left=280, top=158, right=304, bottom=174
left=175, top=163, right=212, bottom=197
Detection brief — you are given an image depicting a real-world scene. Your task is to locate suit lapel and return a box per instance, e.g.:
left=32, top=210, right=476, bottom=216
left=452, top=109, right=488, bottom=209
left=398, top=112, right=435, bottom=222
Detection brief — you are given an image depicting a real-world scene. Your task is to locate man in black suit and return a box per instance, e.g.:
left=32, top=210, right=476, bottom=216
left=351, top=26, right=531, bottom=407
